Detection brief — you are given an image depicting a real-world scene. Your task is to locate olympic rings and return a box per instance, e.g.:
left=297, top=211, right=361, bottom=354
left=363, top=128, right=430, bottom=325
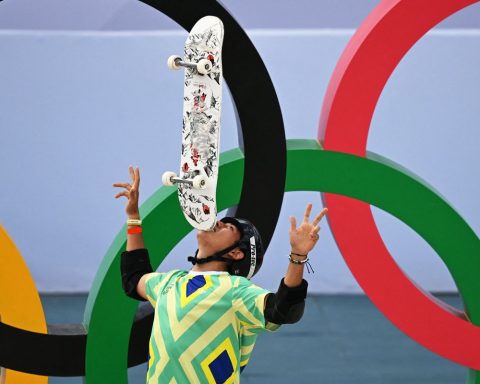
left=1, top=143, right=478, bottom=381
left=1, top=0, right=478, bottom=382
left=81, top=139, right=479, bottom=382
left=319, top=0, right=480, bottom=379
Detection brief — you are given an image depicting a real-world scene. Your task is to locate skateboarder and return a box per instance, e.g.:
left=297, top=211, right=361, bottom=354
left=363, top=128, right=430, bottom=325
left=115, top=166, right=328, bottom=383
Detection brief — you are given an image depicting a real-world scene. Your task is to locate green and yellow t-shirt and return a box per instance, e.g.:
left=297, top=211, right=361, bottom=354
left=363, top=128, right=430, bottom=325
left=144, top=270, right=279, bottom=383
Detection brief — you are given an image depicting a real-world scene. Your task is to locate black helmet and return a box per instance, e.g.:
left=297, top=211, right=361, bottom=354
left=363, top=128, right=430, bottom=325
left=220, top=217, right=264, bottom=279
left=187, top=216, right=264, bottom=279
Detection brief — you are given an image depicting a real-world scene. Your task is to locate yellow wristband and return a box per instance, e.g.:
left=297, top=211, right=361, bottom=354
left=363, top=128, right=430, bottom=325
left=127, top=219, right=142, bottom=226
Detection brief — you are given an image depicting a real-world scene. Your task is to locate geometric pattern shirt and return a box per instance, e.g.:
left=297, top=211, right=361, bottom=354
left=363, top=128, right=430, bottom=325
left=144, top=270, right=279, bottom=383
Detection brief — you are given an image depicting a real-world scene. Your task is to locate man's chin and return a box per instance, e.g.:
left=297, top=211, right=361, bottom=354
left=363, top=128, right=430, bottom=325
left=196, top=229, right=210, bottom=239
left=198, top=227, right=216, bottom=235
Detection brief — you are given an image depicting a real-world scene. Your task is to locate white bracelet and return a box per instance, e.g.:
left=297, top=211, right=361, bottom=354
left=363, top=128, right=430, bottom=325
left=288, top=255, right=309, bottom=264
left=288, top=254, right=314, bottom=273
left=127, top=219, right=142, bottom=226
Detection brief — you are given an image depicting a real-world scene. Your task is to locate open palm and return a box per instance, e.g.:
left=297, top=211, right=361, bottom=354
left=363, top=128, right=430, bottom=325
left=289, top=203, right=328, bottom=256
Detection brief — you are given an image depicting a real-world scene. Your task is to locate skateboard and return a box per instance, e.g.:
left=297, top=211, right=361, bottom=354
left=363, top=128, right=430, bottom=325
left=162, top=16, right=224, bottom=231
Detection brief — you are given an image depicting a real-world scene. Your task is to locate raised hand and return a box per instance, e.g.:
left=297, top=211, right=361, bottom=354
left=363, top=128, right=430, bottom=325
left=113, top=166, right=141, bottom=218
left=289, top=203, right=328, bottom=256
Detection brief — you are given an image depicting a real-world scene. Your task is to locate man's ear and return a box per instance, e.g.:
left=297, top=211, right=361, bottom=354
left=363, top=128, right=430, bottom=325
left=228, top=248, right=244, bottom=261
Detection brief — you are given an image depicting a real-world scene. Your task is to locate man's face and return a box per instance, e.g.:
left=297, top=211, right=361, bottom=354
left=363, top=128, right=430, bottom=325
left=197, top=220, right=242, bottom=255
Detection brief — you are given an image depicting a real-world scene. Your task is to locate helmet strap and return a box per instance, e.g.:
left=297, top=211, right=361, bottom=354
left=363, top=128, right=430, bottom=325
left=187, top=243, right=239, bottom=266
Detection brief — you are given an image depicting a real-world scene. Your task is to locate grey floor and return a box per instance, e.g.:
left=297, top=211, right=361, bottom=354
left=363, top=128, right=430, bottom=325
left=41, top=294, right=466, bottom=384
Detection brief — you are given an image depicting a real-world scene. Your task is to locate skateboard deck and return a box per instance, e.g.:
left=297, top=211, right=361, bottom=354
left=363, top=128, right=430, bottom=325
left=168, top=16, right=224, bottom=231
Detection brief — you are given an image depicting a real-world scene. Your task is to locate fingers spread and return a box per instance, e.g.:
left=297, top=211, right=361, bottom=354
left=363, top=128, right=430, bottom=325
left=303, top=203, right=313, bottom=223
left=134, top=167, right=140, bottom=188
left=129, top=166, right=135, bottom=183
left=113, top=183, right=131, bottom=190
left=312, top=207, right=328, bottom=226
left=289, top=216, right=297, bottom=231
left=115, top=191, right=129, bottom=199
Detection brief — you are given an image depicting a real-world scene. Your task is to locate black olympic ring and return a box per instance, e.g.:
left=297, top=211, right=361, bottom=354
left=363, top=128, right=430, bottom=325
left=0, top=0, right=286, bottom=376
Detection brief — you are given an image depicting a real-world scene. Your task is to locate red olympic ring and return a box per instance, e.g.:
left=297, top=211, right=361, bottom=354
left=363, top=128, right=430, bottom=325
left=319, top=0, right=480, bottom=370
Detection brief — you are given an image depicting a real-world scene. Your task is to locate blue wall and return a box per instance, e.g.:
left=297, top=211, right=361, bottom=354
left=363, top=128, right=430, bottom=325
left=1, top=29, right=479, bottom=293
left=0, top=0, right=479, bottom=30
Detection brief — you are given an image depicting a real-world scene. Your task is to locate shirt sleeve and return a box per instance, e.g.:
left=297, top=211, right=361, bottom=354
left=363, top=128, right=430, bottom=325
left=233, top=277, right=280, bottom=334
left=144, top=270, right=183, bottom=307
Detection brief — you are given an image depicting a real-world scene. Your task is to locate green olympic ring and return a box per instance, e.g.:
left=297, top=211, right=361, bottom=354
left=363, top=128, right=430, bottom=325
left=83, top=139, right=478, bottom=383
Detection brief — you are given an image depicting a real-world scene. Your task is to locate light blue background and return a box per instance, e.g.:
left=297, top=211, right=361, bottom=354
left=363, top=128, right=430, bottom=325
left=0, top=0, right=479, bottom=30
left=1, top=27, right=478, bottom=293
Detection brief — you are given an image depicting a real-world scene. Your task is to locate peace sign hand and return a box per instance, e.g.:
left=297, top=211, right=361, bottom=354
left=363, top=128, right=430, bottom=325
left=289, top=203, right=328, bottom=256
left=113, top=166, right=141, bottom=218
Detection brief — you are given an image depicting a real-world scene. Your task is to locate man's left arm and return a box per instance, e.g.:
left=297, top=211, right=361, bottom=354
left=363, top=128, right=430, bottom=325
left=264, top=203, right=328, bottom=324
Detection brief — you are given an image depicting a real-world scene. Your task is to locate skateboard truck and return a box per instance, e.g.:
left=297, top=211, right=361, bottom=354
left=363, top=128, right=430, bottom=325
left=167, top=55, right=212, bottom=75
left=162, top=171, right=208, bottom=190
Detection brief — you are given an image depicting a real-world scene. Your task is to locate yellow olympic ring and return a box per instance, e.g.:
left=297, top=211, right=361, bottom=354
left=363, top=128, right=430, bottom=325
left=0, top=225, right=48, bottom=384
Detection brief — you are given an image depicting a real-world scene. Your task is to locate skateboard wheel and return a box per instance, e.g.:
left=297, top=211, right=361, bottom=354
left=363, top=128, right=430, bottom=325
left=196, top=59, right=212, bottom=75
left=162, top=171, right=177, bottom=186
left=192, top=175, right=207, bottom=189
left=167, top=55, right=182, bottom=70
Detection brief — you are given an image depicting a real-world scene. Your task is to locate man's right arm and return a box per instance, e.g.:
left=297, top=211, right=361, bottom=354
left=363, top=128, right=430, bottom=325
left=121, top=247, right=153, bottom=301
left=122, top=213, right=152, bottom=301
left=114, top=166, right=152, bottom=301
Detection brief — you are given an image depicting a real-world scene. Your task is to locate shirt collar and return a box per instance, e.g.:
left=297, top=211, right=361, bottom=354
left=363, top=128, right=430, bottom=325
left=187, top=270, right=229, bottom=276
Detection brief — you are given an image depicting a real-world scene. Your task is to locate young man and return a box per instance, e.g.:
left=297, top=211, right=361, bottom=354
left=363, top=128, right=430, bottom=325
left=114, top=166, right=328, bottom=383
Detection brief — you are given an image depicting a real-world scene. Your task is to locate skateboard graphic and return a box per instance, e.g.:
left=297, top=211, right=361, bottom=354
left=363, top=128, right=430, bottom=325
left=162, top=16, right=224, bottom=231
